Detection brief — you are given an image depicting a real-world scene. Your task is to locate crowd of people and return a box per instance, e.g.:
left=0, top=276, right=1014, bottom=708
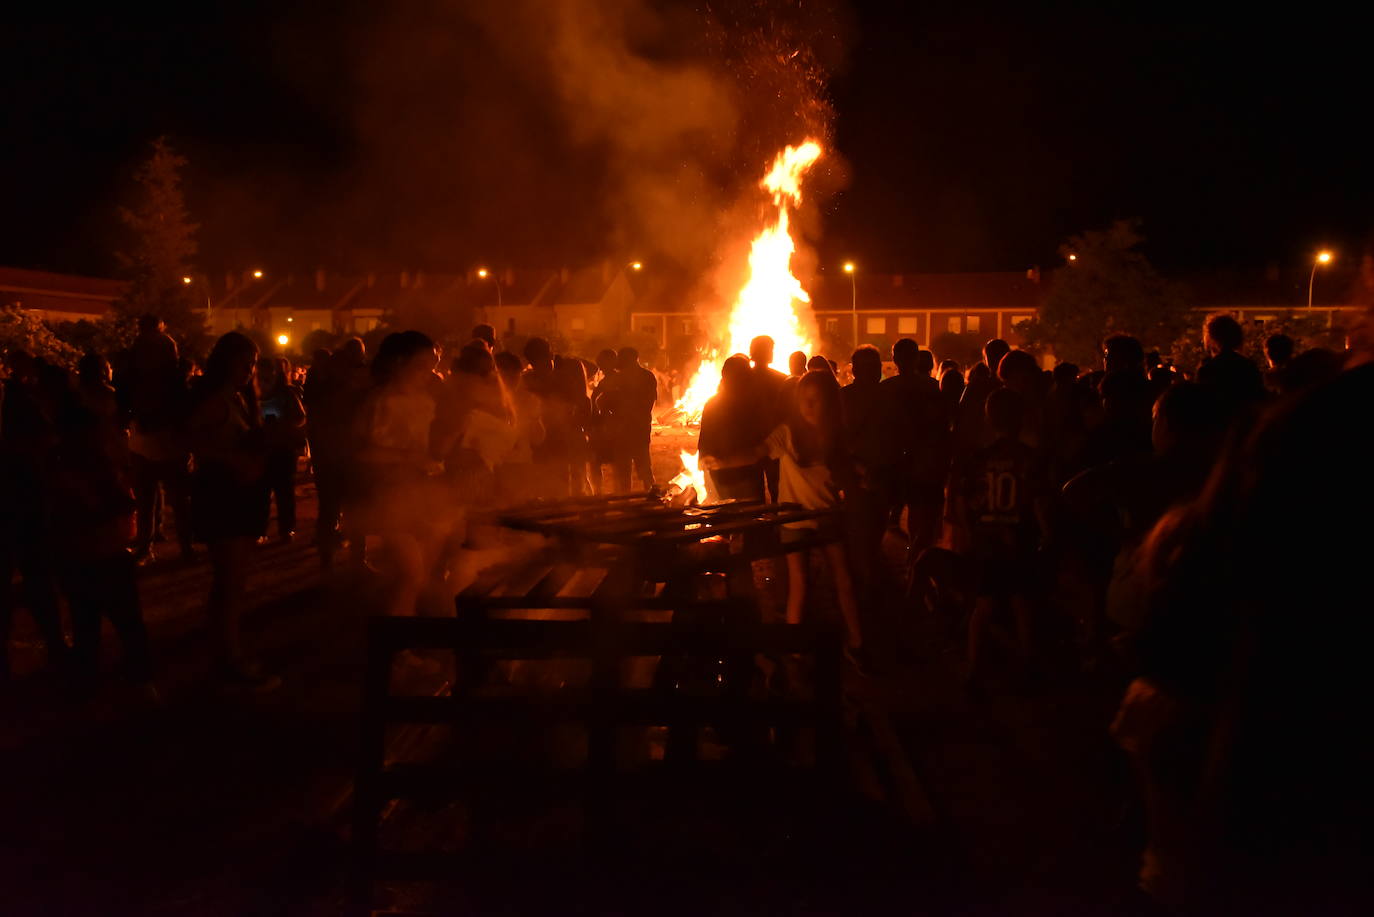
left=694, top=314, right=1370, bottom=911
left=3, top=306, right=1369, bottom=910
left=0, top=318, right=661, bottom=692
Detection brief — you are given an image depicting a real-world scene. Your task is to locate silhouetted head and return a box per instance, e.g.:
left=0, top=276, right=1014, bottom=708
left=749, top=335, right=775, bottom=368
left=892, top=337, right=919, bottom=371
left=1152, top=382, right=1222, bottom=455
left=137, top=314, right=164, bottom=335
left=455, top=340, right=494, bottom=377
left=471, top=323, right=497, bottom=349
left=720, top=353, right=752, bottom=395
left=1264, top=333, right=1295, bottom=369
left=807, top=354, right=831, bottom=373
left=915, top=349, right=935, bottom=376
left=341, top=337, right=365, bottom=364
left=493, top=350, right=523, bottom=386
left=1103, top=334, right=1145, bottom=374
left=796, top=368, right=841, bottom=430
left=596, top=348, right=618, bottom=374
left=205, top=331, right=259, bottom=391
left=372, top=331, right=436, bottom=387
left=77, top=353, right=111, bottom=386
left=617, top=346, right=640, bottom=370
left=985, top=388, right=1025, bottom=439
left=1053, top=362, right=1080, bottom=386
left=788, top=350, right=807, bottom=376
left=1204, top=313, right=1244, bottom=356
left=851, top=345, right=882, bottom=384
left=524, top=336, right=553, bottom=367
left=997, top=349, right=1040, bottom=392
left=983, top=339, right=1011, bottom=374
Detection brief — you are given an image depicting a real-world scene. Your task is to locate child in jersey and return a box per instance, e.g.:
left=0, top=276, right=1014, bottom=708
left=952, top=388, right=1050, bottom=689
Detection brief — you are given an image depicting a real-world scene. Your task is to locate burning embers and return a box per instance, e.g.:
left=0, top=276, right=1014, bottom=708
left=670, top=140, right=824, bottom=503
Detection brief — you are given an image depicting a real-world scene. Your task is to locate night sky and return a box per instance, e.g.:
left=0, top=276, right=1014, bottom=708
left=3, top=2, right=1370, bottom=281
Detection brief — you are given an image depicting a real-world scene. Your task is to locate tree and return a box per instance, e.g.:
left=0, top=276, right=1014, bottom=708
left=0, top=305, right=83, bottom=368
left=115, top=137, right=209, bottom=353
left=1020, top=220, right=1191, bottom=367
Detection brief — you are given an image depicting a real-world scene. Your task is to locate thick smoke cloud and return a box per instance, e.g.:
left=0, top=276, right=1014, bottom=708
left=231, top=0, right=845, bottom=290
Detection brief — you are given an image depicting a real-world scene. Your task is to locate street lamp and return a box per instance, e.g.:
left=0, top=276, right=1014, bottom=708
left=843, top=262, right=857, bottom=346
left=182, top=275, right=192, bottom=285
left=1308, top=250, right=1333, bottom=309
left=276, top=333, right=290, bottom=347
left=630, top=261, right=643, bottom=271
left=476, top=267, right=502, bottom=307
left=252, top=269, right=264, bottom=280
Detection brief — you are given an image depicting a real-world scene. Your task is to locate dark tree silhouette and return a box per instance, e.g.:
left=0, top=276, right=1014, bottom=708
left=115, top=137, right=208, bottom=353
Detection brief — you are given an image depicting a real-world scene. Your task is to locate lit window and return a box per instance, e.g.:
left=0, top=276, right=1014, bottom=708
left=947, top=316, right=962, bottom=334
left=681, top=320, right=694, bottom=334
left=570, top=317, right=586, bottom=332
left=825, top=318, right=839, bottom=332
left=865, top=317, right=886, bottom=334
left=967, top=316, right=981, bottom=333
left=897, top=316, right=919, bottom=334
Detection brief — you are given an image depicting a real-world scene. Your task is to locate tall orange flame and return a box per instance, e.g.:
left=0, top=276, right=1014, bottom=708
left=676, top=140, right=823, bottom=423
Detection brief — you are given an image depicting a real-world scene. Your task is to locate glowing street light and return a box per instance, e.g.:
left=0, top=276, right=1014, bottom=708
left=476, top=267, right=502, bottom=307
left=843, top=262, right=858, bottom=345
left=276, top=333, right=290, bottom=347
left=1067, top=253, right=1078, bottom=262
left=182, top=275, right=192, bottom=285
left=1308, top=250, right=1334, bottom=309
left=630, top=261, right=643, bottom=271
left=252, top=269, right=264, bottom=280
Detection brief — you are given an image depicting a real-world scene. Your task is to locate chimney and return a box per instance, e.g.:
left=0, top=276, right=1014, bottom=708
left=1026, top=266, right=1041, bottom=283
left=315, top=267, right=326, bottom=292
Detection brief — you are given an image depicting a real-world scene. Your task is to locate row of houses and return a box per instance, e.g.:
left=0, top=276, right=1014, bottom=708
left=3, top=262, right=1363, bottom=359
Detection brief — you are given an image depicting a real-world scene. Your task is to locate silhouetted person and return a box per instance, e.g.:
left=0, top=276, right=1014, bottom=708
left=787, top=350, right=807, bottom=379
left=1196, top=313, right=1264, bottom=419
left=952, top=389, right=1049, bottom=690
left=125, top=314, right=193, bottom=563
left=494, top=351, right=544, bottom=503
left=806, top=354, right=832, bottom=374
left=46, top=387, right=152, bottom=696
left=1079, top=334, right=1153, bottom=468
left=307, top=338, right=368, bottom=569
left=749, top=335, right=789, bottom=502
left=841, top=345, right=889, bottom=587
left=188, top=332, right=276, bottom=691
left=954, top=338, right=1011, bottom=456
left=698, top=355, right=764, bottom=501
left=258, top=357, right=306, bottom=542
left=613, top=346, right=656, bottom=491
left=1116, top=358, right=1374, bottom=915
left=590, top=348, right=621, bottom=492
left=1262, top=332, right=1294, bottom=394
left=0, top=350, right=68, bottom=679
left=880, top=338, right=948, bottom=547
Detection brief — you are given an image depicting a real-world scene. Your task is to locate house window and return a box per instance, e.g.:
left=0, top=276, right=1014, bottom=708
left=967, top=315, right=981, bottom=333
left=947, top=316, right=962, bottom=334
left=825, top=317, right=840, bottom=333
left=570, top=317, right=586, bottom=332
left=681, top=320, right=694, bottom=335
left=639, top=323, right=658, bottom=335
left=865, top=317, right=886, bottom=335
left=897, top=316, right=919, bottom=335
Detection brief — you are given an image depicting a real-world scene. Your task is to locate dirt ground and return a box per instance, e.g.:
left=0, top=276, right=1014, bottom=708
left=0, top=436, right=1144, bottom=915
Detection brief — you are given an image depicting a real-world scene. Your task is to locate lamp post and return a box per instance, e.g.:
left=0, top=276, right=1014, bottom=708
left=476, top=267, right=503, bottom=308
left=843, top=262, right=857, bottom=346
left=1308, top=250, right=1333, bottom=310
